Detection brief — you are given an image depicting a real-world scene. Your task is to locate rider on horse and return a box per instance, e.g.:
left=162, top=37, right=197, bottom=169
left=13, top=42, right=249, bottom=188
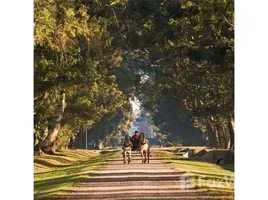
left=131, top=131, right=151, bottom=156
left=131, top=130, right=140, bottom=151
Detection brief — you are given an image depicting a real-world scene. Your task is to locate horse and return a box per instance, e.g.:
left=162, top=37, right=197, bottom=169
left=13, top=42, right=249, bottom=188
left=122, top=135, right=133, bottom=164
left=139, top=132, right=150, bottom=164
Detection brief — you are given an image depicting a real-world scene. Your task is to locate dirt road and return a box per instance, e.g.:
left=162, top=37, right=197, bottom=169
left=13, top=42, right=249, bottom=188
left=63, top=151, right=232, bottom=200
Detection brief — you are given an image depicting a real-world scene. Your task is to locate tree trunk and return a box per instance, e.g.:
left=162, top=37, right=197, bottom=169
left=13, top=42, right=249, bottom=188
left=220, top=124, right=229, bottom=149
left=42, top=124, right=61, bottom=153
left=216, top=124, right=227, bottom=149
left=34, top=134, right=43, bottom=156
left=206, top=123, right=217, bottom=148
left=34, top=126, right=48, bottom=156
left=212, top=124, right=221, bottom=148
left=228, top=115, right=235, bottom=150
left=41, top=92, right=66, bottom=153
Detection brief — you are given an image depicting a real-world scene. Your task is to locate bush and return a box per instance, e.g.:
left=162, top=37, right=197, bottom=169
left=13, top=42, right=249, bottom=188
left=54, top=125, right=75, bottom=151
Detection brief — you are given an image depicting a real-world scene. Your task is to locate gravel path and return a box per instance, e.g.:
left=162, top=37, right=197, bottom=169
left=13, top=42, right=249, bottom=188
left=61, top=151, right=233, bottom=200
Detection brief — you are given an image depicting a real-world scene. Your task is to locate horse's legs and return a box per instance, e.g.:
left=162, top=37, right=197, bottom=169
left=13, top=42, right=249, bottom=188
left=141, top=151, right=144, bottom=163
left=128, top=151, right=131, bottom=164
left=143, top=150, right=147, bottom=164
left=123, top=152, right=127, bottom=164
left=144, top=151, right=147, bottom=164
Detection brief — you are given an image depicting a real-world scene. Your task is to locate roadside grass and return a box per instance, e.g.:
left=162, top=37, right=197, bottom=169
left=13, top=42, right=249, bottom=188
left=155, top=150, right=234, bottom=196
left=34, top=149, right=120, bottom=200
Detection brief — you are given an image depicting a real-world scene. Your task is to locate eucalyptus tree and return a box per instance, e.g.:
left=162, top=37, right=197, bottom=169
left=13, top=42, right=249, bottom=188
left=34, top=0, right=127, bottom=153
left=112, top=0, right=234, bottom=148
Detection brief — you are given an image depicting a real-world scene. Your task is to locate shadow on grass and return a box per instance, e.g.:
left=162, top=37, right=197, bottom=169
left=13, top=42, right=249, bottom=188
left=34, top=151, right=119, bottom=199
left=165, top=159, right=234, bottom=173
left=220, top=164, right=234, bottom=172
left=100, top=150, right=117, bottom=155
left=36, top=151, right=116, bottom=175
left=156, top=151, right=235, bottom=174
left=35, top=173, right=87, bottom=191
left=38, top=156, right=73, bottom=163
left=34, top=159, right=68, bottom=168
left=200, top=186, right=234, bottom=192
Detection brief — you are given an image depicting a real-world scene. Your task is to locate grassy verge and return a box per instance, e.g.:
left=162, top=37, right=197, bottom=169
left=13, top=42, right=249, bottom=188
left=34, top=149, right=120, bottom=200
left=155, top=150, right=234, bottom=197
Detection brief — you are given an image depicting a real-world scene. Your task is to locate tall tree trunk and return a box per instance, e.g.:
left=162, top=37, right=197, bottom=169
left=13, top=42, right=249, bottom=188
left=34, top=126, right=48, bottom=156
left=220, top=124, right=229, bottom=149
left=41, top=92, right=66, bottom=153
left=213, top=124, right=221, bottom=148
left=216, top=124, right=227, bottom=149
left=206, top=122, right=217, bottom=148
left=228, top=114, right=235, bottom=150
left=34, top=133, right=41, bottom=156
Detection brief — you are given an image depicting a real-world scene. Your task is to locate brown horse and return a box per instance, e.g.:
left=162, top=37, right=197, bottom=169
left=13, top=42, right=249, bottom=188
left=122, top=135, right=132, bottom=164
left=139, top=132, right=150, bottom=164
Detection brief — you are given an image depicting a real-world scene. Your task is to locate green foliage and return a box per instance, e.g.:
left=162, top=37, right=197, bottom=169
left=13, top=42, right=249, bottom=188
left=34, top=0, right=127, bottom=150
left=34, top=0, right=234, bottom=150
left=54, top=125, right=74, bottom=151
left=155, top=132, right=167, bottom=146
left=118, top=0, right=234, bottom=145
left=156, top=150, right=234, bottom=191
left=110, top=135, right=122, bottom=147
left=77, top=102, right=134, bottom=147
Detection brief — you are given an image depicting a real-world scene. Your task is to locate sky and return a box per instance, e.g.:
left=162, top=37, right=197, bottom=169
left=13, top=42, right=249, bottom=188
left=128, top=97, right=141, bottom=135
left=128, top=97, right=155, bottom=138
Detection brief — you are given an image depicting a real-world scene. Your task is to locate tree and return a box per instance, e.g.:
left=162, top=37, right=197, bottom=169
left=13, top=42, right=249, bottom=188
left=117, top=0, right=234, bottom=149
left=155, top=132, right=167, bottom=148
left=34, top=0, right=127, bottom=153
left=34, top=0, right=234, bottom=152
left=74, top=102, right=134, bottom=148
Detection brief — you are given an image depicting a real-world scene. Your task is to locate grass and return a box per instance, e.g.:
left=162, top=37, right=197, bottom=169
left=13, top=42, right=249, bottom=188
left=155, top=150, right=234, bottom=196
left=34, top=149, right=120, bottom=200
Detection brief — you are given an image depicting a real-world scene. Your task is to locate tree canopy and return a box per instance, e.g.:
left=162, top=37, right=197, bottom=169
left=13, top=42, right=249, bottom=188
left=34, top=0, right=234, bottom=153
